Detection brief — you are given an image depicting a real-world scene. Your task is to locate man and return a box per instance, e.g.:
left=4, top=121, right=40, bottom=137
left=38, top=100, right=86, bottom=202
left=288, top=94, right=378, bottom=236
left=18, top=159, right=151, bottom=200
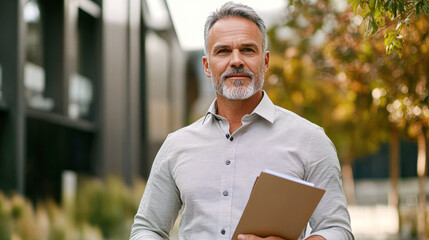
left=131, top=2, right=353, bottom=240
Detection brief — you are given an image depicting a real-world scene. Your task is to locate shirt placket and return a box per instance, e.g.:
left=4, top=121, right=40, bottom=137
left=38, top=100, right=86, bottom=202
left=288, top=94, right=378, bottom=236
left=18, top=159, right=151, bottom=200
left=217, top=119, right=238, bottom=239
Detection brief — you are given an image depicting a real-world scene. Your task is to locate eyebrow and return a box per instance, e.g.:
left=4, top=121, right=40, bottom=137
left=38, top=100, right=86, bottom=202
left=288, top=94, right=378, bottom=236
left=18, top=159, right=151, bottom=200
left=212, top=45, right=230, bottom=53
left=212, top=43, right=260, bottom=53
left=241, top=43, right=259, bottom=49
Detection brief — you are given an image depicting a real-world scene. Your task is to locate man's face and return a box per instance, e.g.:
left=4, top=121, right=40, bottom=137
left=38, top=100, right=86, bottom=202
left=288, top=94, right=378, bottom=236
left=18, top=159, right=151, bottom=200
left=203, top=16, right=269, bottom=100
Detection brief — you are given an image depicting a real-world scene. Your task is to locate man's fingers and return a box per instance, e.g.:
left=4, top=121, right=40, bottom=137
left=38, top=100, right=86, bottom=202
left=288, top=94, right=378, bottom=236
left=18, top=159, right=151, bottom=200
left=237, top=234, right=284, bottom=240
left=238, top=234, right=254, bottom=240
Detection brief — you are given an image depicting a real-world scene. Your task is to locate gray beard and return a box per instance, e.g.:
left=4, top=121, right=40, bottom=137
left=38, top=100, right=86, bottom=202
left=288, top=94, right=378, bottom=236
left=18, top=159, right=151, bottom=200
left=213, top=67, right=264, bottom=100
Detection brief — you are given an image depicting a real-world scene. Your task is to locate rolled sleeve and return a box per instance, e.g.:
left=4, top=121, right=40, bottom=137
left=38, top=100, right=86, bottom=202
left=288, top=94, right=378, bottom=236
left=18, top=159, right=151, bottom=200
left=304, top=127, right=354, bottom=240
left=308, top=227, right=354, bottom=240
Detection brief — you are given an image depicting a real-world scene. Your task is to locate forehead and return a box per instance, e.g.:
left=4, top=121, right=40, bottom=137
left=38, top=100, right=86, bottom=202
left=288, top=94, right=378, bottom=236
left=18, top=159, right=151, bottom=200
left=207, top=16, right=262, bottom=50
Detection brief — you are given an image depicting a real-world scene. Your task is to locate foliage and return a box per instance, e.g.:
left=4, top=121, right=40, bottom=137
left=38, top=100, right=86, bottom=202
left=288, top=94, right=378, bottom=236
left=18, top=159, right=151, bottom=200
left=348, top=0, right=429, bottom=54
left=0, top=175, right=145, bottom=240
left=266, top=0, right=390, bottom=163
left=74, top=175, right=145, bottom=239
left=267, top=0, right=429, bottom=161
left=323, top=8, right=429, bottom=138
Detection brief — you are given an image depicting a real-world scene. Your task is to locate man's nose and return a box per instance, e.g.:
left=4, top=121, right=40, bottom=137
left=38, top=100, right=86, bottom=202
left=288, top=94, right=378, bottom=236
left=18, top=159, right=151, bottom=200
left=230, top=49, right=244, bottom=68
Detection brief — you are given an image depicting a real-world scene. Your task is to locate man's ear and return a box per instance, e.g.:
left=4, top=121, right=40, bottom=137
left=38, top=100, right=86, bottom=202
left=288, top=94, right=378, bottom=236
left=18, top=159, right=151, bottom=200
left=202, top=56, right=211, bottom=78
left=264, top=51, right=270, bottom=73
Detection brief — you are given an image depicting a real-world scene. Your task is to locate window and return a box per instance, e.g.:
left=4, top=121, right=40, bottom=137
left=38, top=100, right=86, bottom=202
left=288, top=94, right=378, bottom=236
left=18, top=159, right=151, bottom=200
left=68, top=2, right=101, bottom=120
left=0, top=1, right=5, bottom=103
left=24, top=0, right=53, bottom=111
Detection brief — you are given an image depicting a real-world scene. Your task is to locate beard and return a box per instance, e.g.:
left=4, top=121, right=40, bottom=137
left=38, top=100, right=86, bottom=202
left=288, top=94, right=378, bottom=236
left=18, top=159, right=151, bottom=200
left=212, top=65, right=265, bottom=100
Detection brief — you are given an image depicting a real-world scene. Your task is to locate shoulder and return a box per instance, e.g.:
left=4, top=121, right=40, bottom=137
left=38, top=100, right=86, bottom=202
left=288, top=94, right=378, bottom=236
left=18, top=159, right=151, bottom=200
left=272, top=106, right=339, bottom=168
left=271, top=105, right=334, bottom=150
left=167, top=116, right=205, bottom=140
left=154, top=116, right=206, bottom=165
left=273, top=105, right=321, bottom=132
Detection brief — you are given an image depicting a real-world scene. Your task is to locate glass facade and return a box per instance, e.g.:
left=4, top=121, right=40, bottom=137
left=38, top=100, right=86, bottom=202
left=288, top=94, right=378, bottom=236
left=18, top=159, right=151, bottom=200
left=68, top=8, right=98, bottom=119
left=24, top=0, right=53, bottom=111
left=0, top=65, right=2, bottom=101
left=0, top=0, right=3, bottom=102
left=0, top=0, right=181, bottom=201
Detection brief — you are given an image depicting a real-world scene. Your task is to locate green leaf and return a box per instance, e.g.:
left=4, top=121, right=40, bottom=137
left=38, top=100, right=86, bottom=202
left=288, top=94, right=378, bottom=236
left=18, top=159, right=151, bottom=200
left=396, top=21, right=402, bottom=30
left=350, top=0, right=363, bottom=13
left=416, top=1, right=421, bottom=18
left=421, top=1, right=429, bottom=17
left=392, top=4, right=397, bottom=18
left=383, top=0, right=392, bottom=11
left=383, top=29, right=403, bottom=55
left=369, top=0, right=376, bottom=10
left=371, top=17, right=379, bottom=35
left=397, top=0, right=405, bottom=13
left=403, top=15, right=410, bottom=26
left=364, top=13, right=379, bottom=36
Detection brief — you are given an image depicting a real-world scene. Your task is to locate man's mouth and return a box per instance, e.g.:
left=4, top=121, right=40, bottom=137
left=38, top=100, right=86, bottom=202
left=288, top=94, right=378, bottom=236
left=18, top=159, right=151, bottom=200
left=226, top=73, right=250, bottom=79
left=221, top=68, right=254, bottom=81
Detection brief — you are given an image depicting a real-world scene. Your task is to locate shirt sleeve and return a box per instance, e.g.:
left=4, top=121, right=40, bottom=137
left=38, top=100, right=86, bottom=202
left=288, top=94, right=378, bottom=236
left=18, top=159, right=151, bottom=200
left=304, top=127, right=354, bottom=240
left=130, top=135, right=182, bottom=240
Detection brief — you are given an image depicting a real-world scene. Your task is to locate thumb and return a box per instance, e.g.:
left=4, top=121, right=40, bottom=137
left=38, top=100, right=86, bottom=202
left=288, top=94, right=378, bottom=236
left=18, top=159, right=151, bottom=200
left=238, top=234, right=256, bottom=240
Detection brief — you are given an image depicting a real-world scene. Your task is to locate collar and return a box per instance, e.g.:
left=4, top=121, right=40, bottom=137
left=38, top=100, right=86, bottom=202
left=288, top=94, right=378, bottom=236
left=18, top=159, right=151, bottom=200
left=202, top=91, right=276, bottom=124
left=252, top=91, right=276, bottom=123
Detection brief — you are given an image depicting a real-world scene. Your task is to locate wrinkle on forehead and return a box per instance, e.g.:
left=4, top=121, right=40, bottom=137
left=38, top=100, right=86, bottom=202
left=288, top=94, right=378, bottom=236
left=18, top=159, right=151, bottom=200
left=207, top=16, right=263, bottom=54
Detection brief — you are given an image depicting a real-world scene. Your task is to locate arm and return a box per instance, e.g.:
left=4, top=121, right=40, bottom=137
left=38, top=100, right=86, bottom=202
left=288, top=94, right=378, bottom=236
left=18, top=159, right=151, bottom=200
left=130, top=136, right=182, bottom=240
left=235, top=129, right=353, bottom=240
left=304, top=128, right=354, bottom=240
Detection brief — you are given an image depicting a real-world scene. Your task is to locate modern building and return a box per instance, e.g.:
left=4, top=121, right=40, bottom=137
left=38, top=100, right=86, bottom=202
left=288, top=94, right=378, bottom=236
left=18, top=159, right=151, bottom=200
left=0, top=0, right=187, bottom=201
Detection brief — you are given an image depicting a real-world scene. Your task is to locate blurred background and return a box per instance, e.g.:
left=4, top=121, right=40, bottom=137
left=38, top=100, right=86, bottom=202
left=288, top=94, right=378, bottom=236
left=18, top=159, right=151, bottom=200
left=0, top=0, right=428, bottom=239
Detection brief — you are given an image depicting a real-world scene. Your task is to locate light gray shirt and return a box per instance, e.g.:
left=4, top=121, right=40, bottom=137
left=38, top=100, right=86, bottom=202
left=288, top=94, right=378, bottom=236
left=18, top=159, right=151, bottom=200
left=130, top=93, right=354, bottom=240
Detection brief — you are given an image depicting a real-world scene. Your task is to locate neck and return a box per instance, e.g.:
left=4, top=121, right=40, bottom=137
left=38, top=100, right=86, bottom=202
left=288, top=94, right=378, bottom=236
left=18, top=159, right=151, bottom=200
left=216, top=90, right=263, bottom=134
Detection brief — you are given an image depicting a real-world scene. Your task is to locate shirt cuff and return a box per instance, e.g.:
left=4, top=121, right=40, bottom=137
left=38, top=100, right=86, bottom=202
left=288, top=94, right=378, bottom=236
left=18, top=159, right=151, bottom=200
left=308, top=227, right=354, bottom=240
left=129, top=231, right=168, bottom=240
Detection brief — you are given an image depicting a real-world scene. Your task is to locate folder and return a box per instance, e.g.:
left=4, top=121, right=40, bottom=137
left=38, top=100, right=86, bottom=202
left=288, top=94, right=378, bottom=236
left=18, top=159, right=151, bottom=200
left=231, top=170, right=326, bottom=240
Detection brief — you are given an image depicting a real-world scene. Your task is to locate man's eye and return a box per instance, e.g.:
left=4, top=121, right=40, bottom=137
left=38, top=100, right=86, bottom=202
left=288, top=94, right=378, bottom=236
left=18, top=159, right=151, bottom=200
left=217, top=49, right=229, bottom=54
left=242, top=48, right=255, bottom=53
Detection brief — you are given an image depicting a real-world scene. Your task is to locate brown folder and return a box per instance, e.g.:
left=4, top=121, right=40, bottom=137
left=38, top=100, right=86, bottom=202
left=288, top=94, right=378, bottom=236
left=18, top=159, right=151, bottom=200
left=231, top=170, right=326, bottom=240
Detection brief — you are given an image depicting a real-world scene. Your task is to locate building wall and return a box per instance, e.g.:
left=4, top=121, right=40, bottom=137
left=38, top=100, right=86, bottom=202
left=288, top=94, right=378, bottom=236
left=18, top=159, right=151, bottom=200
left=0, top=0, right=187, bottom=199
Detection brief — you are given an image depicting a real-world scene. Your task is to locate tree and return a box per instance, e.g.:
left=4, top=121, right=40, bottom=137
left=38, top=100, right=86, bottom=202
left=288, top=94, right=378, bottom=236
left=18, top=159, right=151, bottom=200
left=374, top=16, right=429, bottom=238
left=266, top=0, right=390, bottom=204
left=316, top=7, right=428, bottom=237
left=349, top=0, right=429, bottom=55
left=321, top=8, right=429, bottom=237
left=269, top=1, right=429, bottom=237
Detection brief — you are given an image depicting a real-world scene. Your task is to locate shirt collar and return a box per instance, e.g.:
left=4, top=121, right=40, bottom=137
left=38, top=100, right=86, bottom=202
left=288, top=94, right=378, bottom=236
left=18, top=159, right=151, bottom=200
left=252, top=91, right=276, bottom=123
left=202, top=91, right=275, bottom=124
left=202, top=99, right=221, bottom=124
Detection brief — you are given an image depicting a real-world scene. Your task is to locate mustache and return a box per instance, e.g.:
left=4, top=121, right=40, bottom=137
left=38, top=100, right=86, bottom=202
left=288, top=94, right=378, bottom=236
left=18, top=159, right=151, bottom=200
left=221, top=68, right=254, bottom=81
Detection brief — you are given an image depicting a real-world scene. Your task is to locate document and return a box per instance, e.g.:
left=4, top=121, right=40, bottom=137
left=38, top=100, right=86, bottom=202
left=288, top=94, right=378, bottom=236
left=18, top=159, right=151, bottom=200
left=231, top=169, right=326, bottom=240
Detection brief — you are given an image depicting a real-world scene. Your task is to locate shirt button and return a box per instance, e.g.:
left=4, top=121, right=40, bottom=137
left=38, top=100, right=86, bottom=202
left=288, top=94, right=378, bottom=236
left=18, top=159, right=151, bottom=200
left=223, top=191, right=229, bottom=196
left=225, top=160, right=231, bottom=165
left=225, top=134, right=230, bottom=139
left=230, top=136, right=234, bottom=141
left=221, top=229, right=226, bottom=235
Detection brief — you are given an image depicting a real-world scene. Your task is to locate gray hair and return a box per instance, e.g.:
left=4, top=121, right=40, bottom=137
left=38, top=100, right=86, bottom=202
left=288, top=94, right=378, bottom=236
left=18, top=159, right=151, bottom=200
left=203, top=2, right=267, bottom=55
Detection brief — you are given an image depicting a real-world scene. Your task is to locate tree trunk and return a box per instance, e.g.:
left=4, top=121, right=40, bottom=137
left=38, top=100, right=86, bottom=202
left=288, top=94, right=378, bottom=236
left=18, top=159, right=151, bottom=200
left=342, top=150, right=356, bottom=205
left=417, top=126, right=427, bottom=240
left=389, top=127, right=400, bottom=231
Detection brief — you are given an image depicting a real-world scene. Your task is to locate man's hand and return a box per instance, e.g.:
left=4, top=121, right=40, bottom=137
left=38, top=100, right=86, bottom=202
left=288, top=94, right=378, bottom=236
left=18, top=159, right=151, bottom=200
left=237, top=234, right=326, bottom=240
left=305, top=236, right=326, bottom=240
left=237, top=234, right=284, bottom=240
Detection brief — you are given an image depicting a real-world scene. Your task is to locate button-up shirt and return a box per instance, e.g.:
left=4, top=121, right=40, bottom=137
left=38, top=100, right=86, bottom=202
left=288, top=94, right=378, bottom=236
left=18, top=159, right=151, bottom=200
left=130, top=92, right=354, bottom=240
